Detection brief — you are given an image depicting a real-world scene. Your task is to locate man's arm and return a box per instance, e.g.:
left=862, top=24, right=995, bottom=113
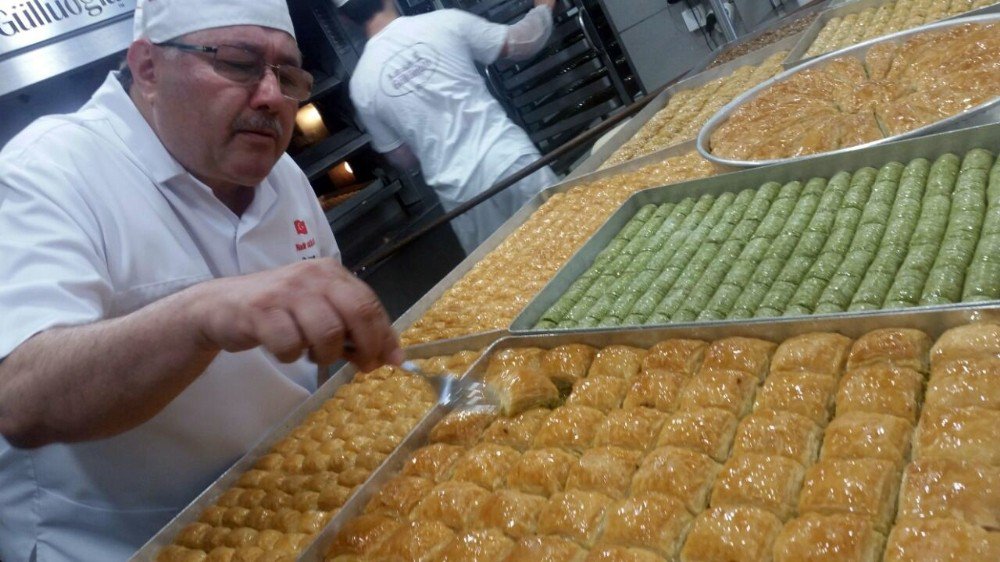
left=499, top=0, right=555, bottom=61
left=383, top=144, right=420, bottom=173
left=0, top=258, right=401, bottom=449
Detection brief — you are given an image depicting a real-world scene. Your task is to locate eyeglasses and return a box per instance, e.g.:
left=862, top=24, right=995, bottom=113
left=156, top=41, right=314, bottom=102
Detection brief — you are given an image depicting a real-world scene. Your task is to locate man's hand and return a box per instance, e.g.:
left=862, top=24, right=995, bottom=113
left=534, top=0, right=556, bottom=10
left=191, top=258, right=402, bottom=372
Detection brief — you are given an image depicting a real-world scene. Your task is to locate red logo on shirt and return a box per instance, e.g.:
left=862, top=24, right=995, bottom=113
left=293, top=220, right=309, bottom=235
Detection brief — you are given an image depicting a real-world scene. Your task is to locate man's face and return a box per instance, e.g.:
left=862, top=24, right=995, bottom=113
left=143, top=26, right=302, bottom=191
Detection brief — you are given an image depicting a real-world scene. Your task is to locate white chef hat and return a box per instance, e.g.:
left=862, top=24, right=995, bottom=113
left=332, top=0, right=355, bottom=6
left=133, top=0, right=297, bottom=43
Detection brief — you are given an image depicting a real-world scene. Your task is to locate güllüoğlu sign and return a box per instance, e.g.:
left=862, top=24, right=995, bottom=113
left=0, top=0, right=134, bottom=57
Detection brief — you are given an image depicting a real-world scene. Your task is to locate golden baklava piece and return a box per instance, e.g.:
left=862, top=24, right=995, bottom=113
left=481, top=408, right=551, bottom=451
left=930, top=323, right=1000, bottom=372
left=507, top=447, right=578, bottom=497
left=436, top=528, right=515, bottom=562
left=503, top=535, right=587, bottom=562
left=755, top=371, right=837, bottom=427
left=883, top=517, right=1000, bottom=562
left=732, top=409, right=822, bottom=467
left=585, top=546, right=666, bottom=562
left=913, top=406, right=1000, bottom=465
left=366, top=519, right=455, bottom=562
left=929, top=355, right=1000, bottom=383
left=429, top=408, right=499, bottom=448
left=566, top=376, right=629, bottom=412
left=769, top=332, right=853, bottom=379
left=485, top=348, right=545, bottom=379
left=409, top=481, right=492, bottom=530
left=533, top=405, right=607, bottom=452
left=541, top=344, right=597, bottom=392
left=325, top=513, right=400, bottom=559
left=773, top=513, right=885, bottom=562
left=622, top=370, right=689, bottom=412
left=599, top=491, right=692, bottom=557
left=700, top=337, right=776, bottom=381
left=710, top=453, right=805, bottom=521
left=537, top=490, right=615, bottom=548
left=566, top=446, right=644, bottom=499
left=656, top=408, right=738, bottom=462
left=925, top=363, right=1000, bottom=410
left=820, top=412, right=912, bottom=467
left=401, top=443, right=465, bottom=483
left=588, top=345, right=647, bottom=379
left=847, top=328, right=931, bottom=374
left=485, top=365, right=561, bottom=417
left=450, top=443, right=521, bottom=491
left=363, top=475, right=433, bottom=519
left=797, top=457, right=900, bottom=533
left=631, top=446, right=720, bottom=514
left=642, top=339, right=708, bottom=376
left=897, top=458, right=1000, bottom=529
left=470, top=489, right=547, bottom=539
left=678, top=368, right=760, bottom=417
left=593, top=407, right=668, bottom=452
left=679, top=505, right=783, bottom=562
left=835, top=364, right=924, bottom=424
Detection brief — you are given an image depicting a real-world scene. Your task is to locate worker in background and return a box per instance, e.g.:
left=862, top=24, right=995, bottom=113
left=337, top=0, right=561, bottom=253
left=0, top=0, right=402, bottom=559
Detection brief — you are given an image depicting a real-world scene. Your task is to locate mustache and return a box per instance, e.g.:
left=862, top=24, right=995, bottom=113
left=232, top=113, right=283, bottom=138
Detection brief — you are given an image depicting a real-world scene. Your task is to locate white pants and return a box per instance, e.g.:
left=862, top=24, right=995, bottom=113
left=450, top=155, right=559, bottom=254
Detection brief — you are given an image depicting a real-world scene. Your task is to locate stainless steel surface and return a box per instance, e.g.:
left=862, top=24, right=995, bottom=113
left=299, top=302, right=1000, bottom=561
left=567, top=32, right=802, bottom=180
left=784, top=0, right=1000, bottom=68
left=698, top=14, right=1000, bottom=168
left=0, top=16, right=132, bottom=98
left=709, top=0, right=740, bottom=42
left=128, top=337, right=485, bottom=562
left=0, top=1, right=134, bottom=57
left=512, top=122, right=1000, bottom=332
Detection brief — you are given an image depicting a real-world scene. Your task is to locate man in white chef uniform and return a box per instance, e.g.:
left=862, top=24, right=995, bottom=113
left=338, top=0, right=560, bottom=253
left=0, top=1, right=403, bottom=560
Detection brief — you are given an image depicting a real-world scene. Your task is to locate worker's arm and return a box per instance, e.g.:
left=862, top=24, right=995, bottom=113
left=0, top=259, right=402, bottom=449
left=499, top=0, right=555, bottom=61
left=383, top=144, right=420, bottom=173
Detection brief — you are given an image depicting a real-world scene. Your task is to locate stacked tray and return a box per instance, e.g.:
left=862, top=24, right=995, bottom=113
left=514, top=123, right=999, bottom=332
left=785, top=0, right=1000, bottom=67
left=300, top=304, right=1000, bottom=561
left=565, top=34, right=798, bottom=180
left=697, top=14, right=1000, bottom=168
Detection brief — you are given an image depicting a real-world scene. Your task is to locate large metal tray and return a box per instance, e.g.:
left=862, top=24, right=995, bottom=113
left=128, top=335, right=494, bottom=562
left=511, top=121, right=1000, bottom=332
left=784, top=0, right=1000, bottom=68
left=565, top=32, right=803, bottom=181
left=697, top=14, right=1000, bottom=168
left=299, top=302, right=1000, bottom=561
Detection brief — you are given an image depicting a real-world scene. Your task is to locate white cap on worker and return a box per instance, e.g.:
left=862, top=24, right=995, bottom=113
left=133, top=0, right=297, bottom=42
left=332, top=0, right=355, bottom=7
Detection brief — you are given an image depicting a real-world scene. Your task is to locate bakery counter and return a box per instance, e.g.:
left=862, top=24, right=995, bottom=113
left=305, top=303, right=1000, bottom=561
left=518, top=122, right=1000, bottom=332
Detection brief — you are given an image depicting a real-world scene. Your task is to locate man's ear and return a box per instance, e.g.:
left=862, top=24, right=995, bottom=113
left=126, top=40, right=158, bottom=101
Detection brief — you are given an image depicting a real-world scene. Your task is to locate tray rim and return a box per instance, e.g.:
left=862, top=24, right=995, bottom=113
left=696, top=13, right=1000, bottom=168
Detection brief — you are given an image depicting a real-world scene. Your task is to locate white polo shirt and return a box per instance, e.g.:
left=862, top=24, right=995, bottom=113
left=0, top=73, right=338, bottom=561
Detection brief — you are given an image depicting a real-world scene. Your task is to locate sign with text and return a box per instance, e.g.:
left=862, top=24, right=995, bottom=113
left=0, top=0, right=135, bottom=58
